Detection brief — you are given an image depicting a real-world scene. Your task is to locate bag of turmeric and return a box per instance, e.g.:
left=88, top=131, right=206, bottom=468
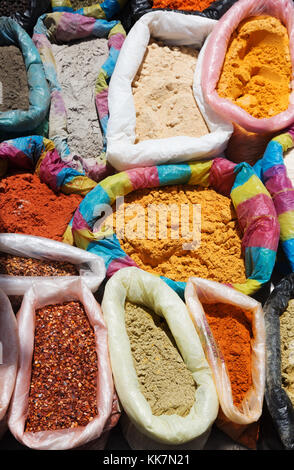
left=0, top=289, right=18, bottom=439
left=101, top=267, right=219, bottom=450
left=185, top=277, right=265, bottom=449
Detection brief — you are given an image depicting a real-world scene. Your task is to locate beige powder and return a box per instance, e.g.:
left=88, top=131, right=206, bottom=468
left=280, top=299, right=294, bottom=406
left=132, top=39, right=209, bottom=143
left=125, top=301, right=196, bottom=416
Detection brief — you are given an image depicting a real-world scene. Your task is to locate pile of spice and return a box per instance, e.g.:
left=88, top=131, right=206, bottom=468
left=0, top=45, right=29, bottom=112
left=0, top=254, right=79, bottom=277
left=51, top=37, right=108, bottom=161
left=152, top=0, right=214, bottom=11
left=25, top=301, right=98, bottom=432
left=132, top=39, right=208, bottom=143
left=71, top=0, right=103, bottom=7
left=0, top=0, right=30, bottom=16
left=125, top=301, right=196, bottom=416
left=280, top=299, right=294, bottom=407
left=0, top=173, right=82, bottom=241
left=217, top=15, right=292, bottom=119
left=107, top=185, right=246, bottom=284
left=203, top=302, right=253, bottom=408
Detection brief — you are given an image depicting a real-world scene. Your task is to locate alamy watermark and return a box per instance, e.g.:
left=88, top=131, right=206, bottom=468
left=93, top=196, right=202, bottom=251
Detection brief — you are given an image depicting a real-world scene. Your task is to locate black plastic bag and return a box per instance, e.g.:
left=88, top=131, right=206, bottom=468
left=0, top=1, right=52, bottom=36
left=263, top=274, right=294, bottom=450
left=119, top=0, right=239, bottom=32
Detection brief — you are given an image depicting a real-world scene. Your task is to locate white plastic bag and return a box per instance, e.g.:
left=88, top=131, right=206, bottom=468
left=106, top=11, right=233, bottom=171
left=0, top=289, right=18, bottom=439
left=185, top=277, right=265, bottom=447
left=201, top=0, right=294, bottom=134
left=0, top=233, right=106, bottom=295
left=101, top=267, right=219, bottom=450
left=8, top=278, right=117, bottom=450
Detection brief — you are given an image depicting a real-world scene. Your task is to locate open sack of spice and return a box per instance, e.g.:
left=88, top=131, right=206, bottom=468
left=120, top=0, right=239, bottom=33
left=105, top=10, right=233, bottom=171
left=101, top=267, right=219, bottom=450
left=200, top=0, right=294, bottom=166
left=51, top=0, right=127, bottom=20
left=0, top=289, right=18, bottom=440
left=185, top=277, right=265, bottom=450
left=7, top=277, right=120, bottom=450
left=262, top=274, right=294, bottom=450
left=64, top=157, right=279, bottom=300
left=0, top=232, right=106, bottom=303
left=32, top=11, right=126, bottom=183
left=0, top=17, right=50, bottom=141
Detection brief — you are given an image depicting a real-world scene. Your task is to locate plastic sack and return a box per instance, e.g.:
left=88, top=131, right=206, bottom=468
left=0, top=233, right=106, bottom=295
left=0, top=135, right=98, bottom=197
left=263, top=273, right=294, bottom=450
left=0, top=18, right=51, bottom=140
left=0, top=289, right=18, bottom=439
left=51, top=0, right=127, bottom=20
left=64, top=157, right=279, bottom=299
left=120, top=0, right=239, bottom=33
left=32, top=12, right=126, bottom=182
left=106, top=11, right=233, bottom=171
left=101, top=267, right=219, bottom=449
left=185, top=277, right=265, bottom=449
left=4, top=0, right=52, bottom=36
left=253, top=129, right=294, bottom=273
left=8, top=277, right=119, bottom=450
left=201, top=0, right=294, bottom=134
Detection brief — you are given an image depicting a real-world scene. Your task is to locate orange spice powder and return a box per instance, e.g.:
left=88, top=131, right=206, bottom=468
left=152, top=0, right=214, bottom=12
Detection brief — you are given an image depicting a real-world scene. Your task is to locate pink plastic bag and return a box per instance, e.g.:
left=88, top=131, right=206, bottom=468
left=8, top=278, right=119, bottom=450
left=201, top=0, right=294, bottom=133
left=0, top=289, right=18, bottom=439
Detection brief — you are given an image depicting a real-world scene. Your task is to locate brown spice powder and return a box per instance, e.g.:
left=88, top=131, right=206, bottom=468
left=125, top=301, right=196, bottom=416
left=25, top=301, right=98, bottom=433
left=108, top=185, right=246, bottom=284
left=280, top=299, right=294, bottom=406
left=0, top=254, right=79, bottom=277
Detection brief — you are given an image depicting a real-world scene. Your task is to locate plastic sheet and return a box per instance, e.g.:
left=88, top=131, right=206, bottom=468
left=0, top=233, right=106, bottom=295
left=263, top=274, right=294, bottom=450
left=63, top=158, right=280, bottom=298
left=101, top=267, right=219, bottom=449
left=106, top=11, right=233, bottom=171
left=0, top=18, right=51, bottom=140
left=8, top=278, right=119, bottom=450
left=8, top=0, right=51, bottom=36
left=185, top=277, right=265, bottom=449
left=32, top=11, right=126, bottom=182
left=0, top=290, right=18, bottom=439
left=201, top=0, right=294, bottom=134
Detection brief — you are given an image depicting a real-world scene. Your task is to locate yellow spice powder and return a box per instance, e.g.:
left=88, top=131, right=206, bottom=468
left=217, top=15, right=292, bottom=119
left=104, top=185, right=246, bottom=284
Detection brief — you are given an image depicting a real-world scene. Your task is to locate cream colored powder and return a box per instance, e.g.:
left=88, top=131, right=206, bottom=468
left=132, top=39, right=209, bottom=143
left=280, top=298, right=294, bottom=406
left=125, top=301, right=196, bottom=416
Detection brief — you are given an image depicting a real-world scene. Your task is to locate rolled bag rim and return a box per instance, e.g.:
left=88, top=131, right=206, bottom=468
left=263, top=272, right=294, bottom=450
left=0, top=17, right=50, bottom=134
left=101, top=266, right=219, bottom=446
left=64, top=157, right=280, bottom=299
left=201, top=0, right=294, bottom=134
left=51, top=0, right=128, bottom=20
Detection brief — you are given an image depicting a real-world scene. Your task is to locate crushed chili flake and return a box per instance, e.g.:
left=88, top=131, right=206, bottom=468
left=25, top=301, right=98, bottom=433
left=0, top=254, right=79, bottom=277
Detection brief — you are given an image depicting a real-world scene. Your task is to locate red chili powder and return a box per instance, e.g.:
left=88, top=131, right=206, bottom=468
left=152, top=0, right=214, bottom=11
left=203, top=302, right=253, bottom=408
left=0, top=172, right=82, bottom=241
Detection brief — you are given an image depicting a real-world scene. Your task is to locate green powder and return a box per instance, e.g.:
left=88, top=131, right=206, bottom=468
left=280, top=299, right=294, bottom=406
left=125, top=301, right=196, bottom=417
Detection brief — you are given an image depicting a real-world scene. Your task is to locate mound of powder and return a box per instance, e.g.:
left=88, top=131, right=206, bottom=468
left=217, top=15, right=292, bottom=119
left=280, top=299, right=294, bottom=406
left=132, top=39, right=208, bottom=142
left=0, top=45, right=29, bottom=112
left=51, top=37, right=108, bottom=161
left=71, top=0, right=103, bottom=7
left=0, top=172, right=82, bottom=241
left=125, top=301, right=196, bottom=416
left=105, top=185, right=246, bottom=284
